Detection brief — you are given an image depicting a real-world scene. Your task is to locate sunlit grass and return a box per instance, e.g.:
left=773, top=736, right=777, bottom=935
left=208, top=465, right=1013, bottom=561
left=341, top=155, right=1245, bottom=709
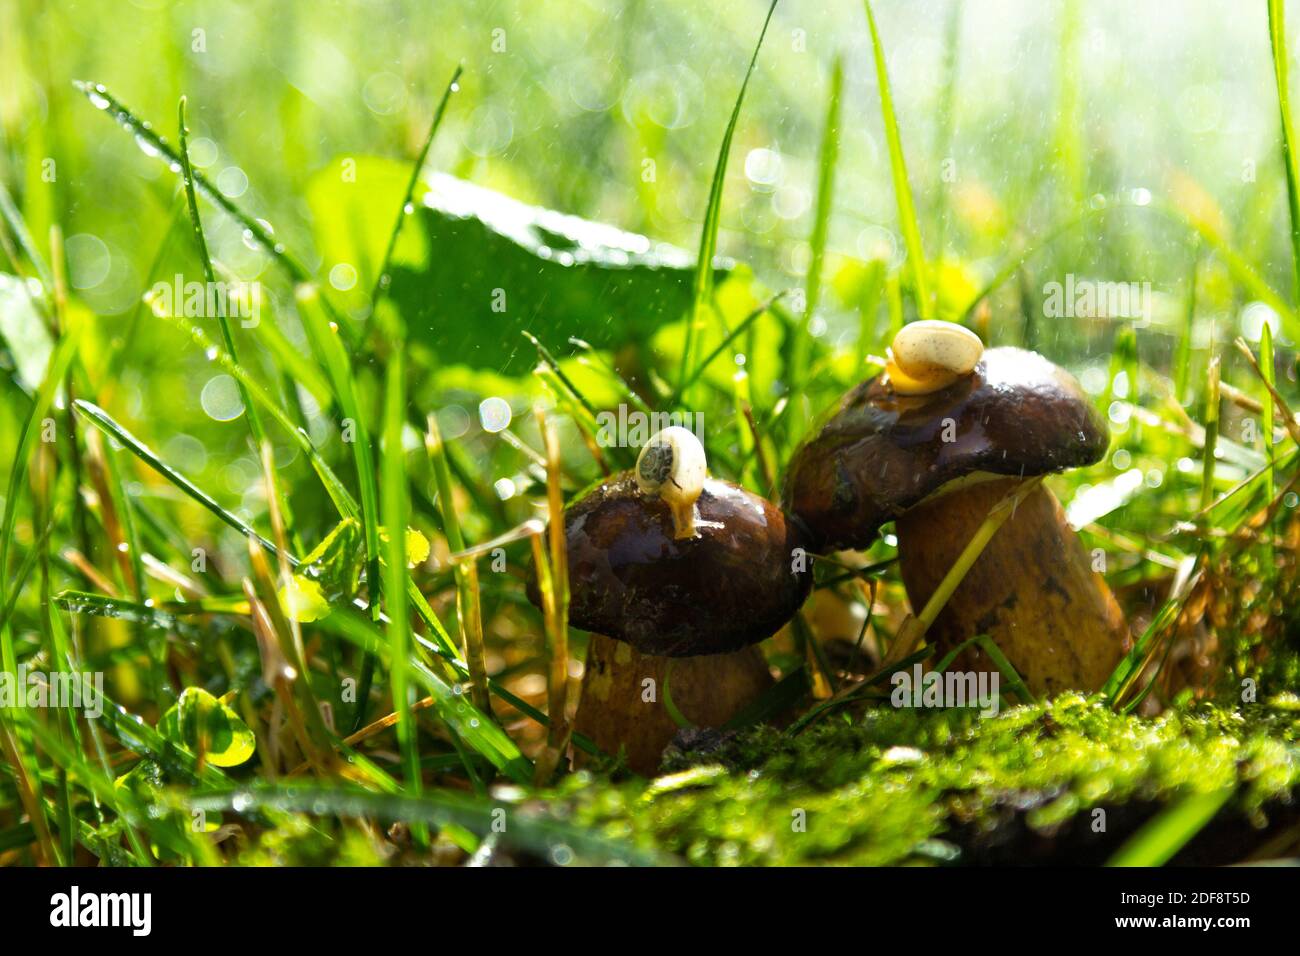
left=0, top=0, right=1299, bottom=868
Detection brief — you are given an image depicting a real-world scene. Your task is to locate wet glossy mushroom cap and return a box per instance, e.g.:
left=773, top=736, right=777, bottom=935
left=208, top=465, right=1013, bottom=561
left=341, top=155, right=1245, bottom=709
left=530, top=473, right=812, bottom=656
left=784, top=346, right=1108, bottom=551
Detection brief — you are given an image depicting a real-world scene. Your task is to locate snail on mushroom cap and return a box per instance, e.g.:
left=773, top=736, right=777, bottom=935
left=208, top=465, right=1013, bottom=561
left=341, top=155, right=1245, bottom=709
left=634, top=426, right=707, bottom=539
left=785, top=321, right=1130, bottom=697
left=529, top=426, right=812, bottom=775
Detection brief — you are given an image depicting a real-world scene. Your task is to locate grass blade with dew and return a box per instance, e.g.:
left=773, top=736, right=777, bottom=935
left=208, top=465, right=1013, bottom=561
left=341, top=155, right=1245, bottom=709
left=73, top=80, right=359, bottom=342
left=54, top=590, right=186, bottom=632
left=19, top=713, right=218, bottom=866
left=177, top=97, right=295, bottom=539
left=154, top=310, right=357, bottom=520
left=1270, top=0, right=1300, bottom=300
left=792, top=54, right=843, bottom=393
left=72, top=400, right=288, bottom=561
left=187, top=783, right=666, bottom=866
left=678, top=0, right=780, bottom=398
left=365, top=65, right=463, bottom=344
left=863, top=0, right=931, bottom=320
left=1107, top=786, right=1234, bottom=867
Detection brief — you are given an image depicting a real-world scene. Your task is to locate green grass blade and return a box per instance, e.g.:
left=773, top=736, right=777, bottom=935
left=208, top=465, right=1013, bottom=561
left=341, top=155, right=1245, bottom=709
left=296, top=288, right=380, bottom=568
left=673, top=291, right=787, bottom=402
left=380, top=343, right=424, bottom=818
left=1107, top=787, right=1234, bottom=867
left=73, top=80, right=358, bottom=342
left=1201, top=354, right=1221, bottom=512
left=792, top=54, right=843, bottom=391
left=295, top=285, right=384, bottom=725
left=0, top=180, right=54, bottom=290
left=155, top=311, right=358, bottom=520
left=1, top=324, right=81, bottom=652
left=1156, top=198, right=1298, bottom=335
left=366, top=65, right=463, bottom=337
left=187, top=783, right=666, bottom=865
left=1174, top=241, right=1200, bottom=405
left=1261, top=321, right=1276, bottom=507
left=973, top=634, right=1035, bottom=706
left=678, top=0, right=779, bottom=393
left=177, top=97, right=293, bottom=539
left=72, top=400, right=288, bottom=561
left=863, top=0, right=931, bottom=320
left=55, top=589, right=186, bottom=631
left=1269, top=0, right=1300, bottom=300
left=932, top=1, right=962, bottom=258
left=316, top=610, right=533, bottom=785
left=75, top=82, right=308, bottom=281
left=1052, top=0, right=1085, bottom=207
left=20, top=714, right=217, bottom=865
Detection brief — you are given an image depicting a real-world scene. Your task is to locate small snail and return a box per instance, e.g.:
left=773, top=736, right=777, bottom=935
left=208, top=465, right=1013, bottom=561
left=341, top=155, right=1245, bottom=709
left=885, top=320, right=984, bottom=395
left=635, top=425, right=707, bottom=539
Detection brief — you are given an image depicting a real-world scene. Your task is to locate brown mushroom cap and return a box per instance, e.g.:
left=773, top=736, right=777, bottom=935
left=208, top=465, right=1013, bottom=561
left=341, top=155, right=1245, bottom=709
left=784, top=346, right=1108, bottom=551
left=530, top=473, right=812, bottom=656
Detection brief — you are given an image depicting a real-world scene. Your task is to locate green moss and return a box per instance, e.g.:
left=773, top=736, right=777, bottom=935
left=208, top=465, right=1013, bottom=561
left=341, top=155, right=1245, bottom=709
left=562, top=694, right=1300, bottom=865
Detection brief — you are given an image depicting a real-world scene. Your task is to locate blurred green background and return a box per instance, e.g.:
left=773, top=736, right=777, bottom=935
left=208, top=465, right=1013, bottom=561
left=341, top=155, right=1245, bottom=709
left=0, top=0, right=1296, bottom=576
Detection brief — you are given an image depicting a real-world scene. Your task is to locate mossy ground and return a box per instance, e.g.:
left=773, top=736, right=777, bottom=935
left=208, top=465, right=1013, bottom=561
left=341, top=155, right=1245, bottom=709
left=560, top=692, right=1300, bottom=866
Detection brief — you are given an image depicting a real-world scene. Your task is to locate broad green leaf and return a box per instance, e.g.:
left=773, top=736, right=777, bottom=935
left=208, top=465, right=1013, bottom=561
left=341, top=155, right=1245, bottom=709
left=307, top=162, right=727, bottom=375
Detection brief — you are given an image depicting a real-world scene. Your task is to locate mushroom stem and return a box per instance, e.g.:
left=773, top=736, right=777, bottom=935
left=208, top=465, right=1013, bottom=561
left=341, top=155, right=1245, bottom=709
left=895, top=477, right=1130, bottom=696
left=574, top=633, right=773, bottom=775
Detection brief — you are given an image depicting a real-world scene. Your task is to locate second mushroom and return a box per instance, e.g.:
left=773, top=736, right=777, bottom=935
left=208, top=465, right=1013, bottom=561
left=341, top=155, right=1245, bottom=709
left=785, top=321, right=1130, bottom=696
